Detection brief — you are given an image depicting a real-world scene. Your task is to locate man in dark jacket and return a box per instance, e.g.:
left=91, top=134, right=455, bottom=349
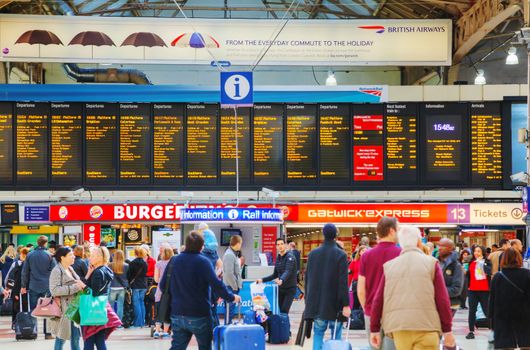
left=304, top=223, right=350, bottom=349
left=72, top=245, right=88, bottom=283
left=438, top=238, right=464, bottom=317
left=258, top=237, right=298, bottom=314
left=160, top=231, right=240, bottom=350
left=21, top=235, right=56, bottom=339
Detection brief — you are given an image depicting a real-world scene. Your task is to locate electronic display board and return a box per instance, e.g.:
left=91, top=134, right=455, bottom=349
left=0, top=103, right=13, bottom=185
left=1, top=204, right=18, bottom=224
left=153, top=104, right=184, bottom=184
left=286, top=104, right=318, bottom=184
left=186, top=104, right=218, bottom=184
left=16, top=102, right=49, bottom=185
left=420, top=103, right=468, bottom=184
left=50, top=103, right=83, bottom=185
left=119, top=103, right=150, bottom=184
left=85, top=103, right=117, bottom=185
left=220, top=107, right=251, bottom=184
left=319, top=104, right=350, bottom=184
left=470, top=103, right=502, bottom=187
left=253, top=104, right=284, bottom=184
left=353, top=104, right=384, bottom=182
left=385, top=103, right=418, bottom=184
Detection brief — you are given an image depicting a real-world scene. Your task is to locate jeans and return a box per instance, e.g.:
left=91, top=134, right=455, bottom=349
left=226, top=287, right=239, bottom=324
left=132, top=289, right=146, bottom=327
left=313, top=319, right=343, bottom=350
left=84, top=330, right=106, bottom=350
left=365, top=315, right=396, bottom=350
left=170, top=315, right=212, bottom=350
left=54, top=322, right=80, bottom=350
left=279, top=287, right=297, bottom=314
left=468, top=290, right=489, bottom=332
left=108, top=288, right=125, bottom=321
left=28, top=289, right=49, bottom=335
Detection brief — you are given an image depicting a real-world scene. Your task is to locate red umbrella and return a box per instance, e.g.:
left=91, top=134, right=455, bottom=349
left=68, top=31, right=115, bottom=58
left=15, top=29, right=63, bottom=57
left=121, top=32, right=166, bottom=60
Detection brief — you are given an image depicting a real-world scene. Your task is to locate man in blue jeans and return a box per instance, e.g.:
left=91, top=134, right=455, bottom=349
left=160, top=231, right=241, bottom=350
left=21, top=235, right=56, bottom=339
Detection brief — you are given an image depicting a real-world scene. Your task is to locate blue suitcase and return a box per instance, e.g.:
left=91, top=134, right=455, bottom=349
left=213, top=304, right=265, bottom=350
left=243, top=310, right=257, bottom=324
left=268, top=313, right=290, bottom=344
left=322, top=320, right=352, bottom=350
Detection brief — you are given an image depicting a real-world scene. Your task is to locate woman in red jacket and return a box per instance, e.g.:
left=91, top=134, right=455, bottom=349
left=466, top=245, right=492, bottom=339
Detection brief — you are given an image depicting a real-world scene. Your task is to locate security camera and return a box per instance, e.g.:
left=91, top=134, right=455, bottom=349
left=180, top=191, right=194, bottom=198
left=510, top=171, right=529, bottom=184
left=261, top=187, right=275, bottom=194
left=72, top=187, right=85, bottom=196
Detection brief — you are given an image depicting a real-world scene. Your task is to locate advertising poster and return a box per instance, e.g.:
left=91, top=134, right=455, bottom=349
left=353, top=114, right=384, bottom=181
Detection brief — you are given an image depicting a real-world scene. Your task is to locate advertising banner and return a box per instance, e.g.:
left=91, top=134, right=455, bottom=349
left=83, top=223, right=101, bottom=248
left=0, top=15, right=451, bottom=66
left=262, top=226, right=277, bottom=261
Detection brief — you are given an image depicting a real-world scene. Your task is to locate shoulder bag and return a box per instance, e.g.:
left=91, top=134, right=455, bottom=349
left=158, top=256, right=177, bottom=324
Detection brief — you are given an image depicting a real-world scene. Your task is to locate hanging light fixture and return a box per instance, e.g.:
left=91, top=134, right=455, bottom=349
left=325, top=70, right=337, bottom=86
left=474, top=69, right=486, bottom=85
left=506, top=46, right=519, bottom=65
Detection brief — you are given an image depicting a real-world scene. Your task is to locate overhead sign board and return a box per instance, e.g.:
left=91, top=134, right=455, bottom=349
left=0, top=15, right=452, bottom=66
left=180, top=208, right=283, bottom=223
left=220, top=71, right=253, bottom=107
left=23, top=206, right=50, bottom=222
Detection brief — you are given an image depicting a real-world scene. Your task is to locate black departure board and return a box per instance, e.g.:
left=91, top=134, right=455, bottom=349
left=220, top=107, right=251, bottom=184
left=353, top=105, right=384, bottom=182
left=119, top=103, right=150, bottom=184
left=0, top=103, right=13, bottom=184
left=1, top=204, right=18, bottom=224
left=286, top=104, right=317, bottom=184
left=153, top=104, right=184, bottom=184
left=471, top=103, right=502, bottom=186
left=253, top=104, right=284, bottom=184
left=50, top=103, right=83, bottom=185
left=186, top=104, right=218, bottom=184
left=319, top=104, right=350, bottom=184
left=420, top=103, right=468, bottom=184
left=385, top=103, right=417, bottom=184
left=85, top=103, right=117, bottom=185
left=16, top=102, right=49, bottom=185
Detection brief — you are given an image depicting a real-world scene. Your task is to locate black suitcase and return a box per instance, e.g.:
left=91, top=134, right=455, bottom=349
left=15, top=294, right=37, bottom=341
left=0, top=297, right=13, bottom=316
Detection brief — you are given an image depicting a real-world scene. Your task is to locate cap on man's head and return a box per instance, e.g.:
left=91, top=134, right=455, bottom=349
left=323, top=223, right=338, bottom=240
left=198, top=222, right=209, bottom=231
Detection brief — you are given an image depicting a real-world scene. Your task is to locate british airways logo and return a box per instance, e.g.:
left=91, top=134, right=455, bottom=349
left=358, top=25, right=385, bottom=34
left=358, top=25, right=446, bottom=34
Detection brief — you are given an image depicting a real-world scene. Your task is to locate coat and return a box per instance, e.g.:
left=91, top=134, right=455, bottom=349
left=439, top=251, right=464, bottom=306
left=489, top=267, right=530, bottom=348
left=304, top=240, right=349, bottom=321
left=49, top=264, right=83, bottom=340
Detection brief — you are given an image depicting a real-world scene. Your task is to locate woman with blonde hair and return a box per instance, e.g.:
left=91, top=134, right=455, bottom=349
left=109, top=250, right=129, bottom=321
left=127, top=246, right=147, bottom=328
left=153, top=246, right=174, bottom=338
left=0, top=245, right=16, bottom=285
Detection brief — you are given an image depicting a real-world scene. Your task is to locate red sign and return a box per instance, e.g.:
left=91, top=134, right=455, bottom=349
left=262, top=226, right=277, bottom=260
left=353, top=115, right=384, bottom=181
left=83, top=224, right=101, bottom=247
left=503, top=232, right=516, bottom=240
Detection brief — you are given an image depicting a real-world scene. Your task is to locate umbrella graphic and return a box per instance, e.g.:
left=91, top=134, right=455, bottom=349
left=68, top=31, right=115, bottom=59
left=121, top=32, right=167, bottom=60
left=15, top=29, right=63, bottom=57
left=171, top=32, right=220, bottom=48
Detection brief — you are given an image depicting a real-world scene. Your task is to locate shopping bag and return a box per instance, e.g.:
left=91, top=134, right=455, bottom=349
left=250, top=282, right=271, bottom=310
left=65, top=293, right=81, bottom=324
left=79, top=289, right=108, bottom=326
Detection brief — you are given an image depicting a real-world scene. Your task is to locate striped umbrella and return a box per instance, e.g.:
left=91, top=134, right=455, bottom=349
left=171, top=32, right=220, bottom=48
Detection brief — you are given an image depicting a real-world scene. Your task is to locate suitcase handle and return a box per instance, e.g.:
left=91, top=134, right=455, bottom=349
left=19, top=292, right=30, bottom=313
left=333, top=317, right=351, bottom=341
left=224, top=299, right=242, bottom=325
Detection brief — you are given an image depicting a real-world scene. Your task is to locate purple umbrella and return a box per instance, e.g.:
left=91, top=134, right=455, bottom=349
left=15, top=29, right=63, bottom=57
left=68, top=31, right=115, bottom=58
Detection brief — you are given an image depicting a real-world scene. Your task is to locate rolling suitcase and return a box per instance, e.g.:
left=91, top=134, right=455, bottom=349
left=268, top=312, right=290, bottom=344
left=213, top=304, right=265, bottom=350
left=15, top=293, right=37, bottom=341
left=0, top=297, right=13, bottom=316
left=322, top=319, right=352, bottom=350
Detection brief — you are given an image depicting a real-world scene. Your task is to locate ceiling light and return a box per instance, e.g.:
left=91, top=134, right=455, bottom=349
left=325, top=70, right=337, bottom=86
left=474, top=69, right=486, bottom=85
left=506, top=46, right=519, bottom=65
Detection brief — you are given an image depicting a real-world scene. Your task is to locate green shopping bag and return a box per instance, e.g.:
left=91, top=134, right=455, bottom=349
left=65, top=293, right=81, bottom=324
left=79, top=288, right=108, bottom=326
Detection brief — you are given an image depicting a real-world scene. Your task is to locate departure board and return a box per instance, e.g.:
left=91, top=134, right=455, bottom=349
left=220, top=107, right=251, bottom=184
left=253, top=104, right=284, bottom=184
left=471, top=103, right=502, bottom=186
left=186, top=104, right=218, bottom=184
left=385, top=103, right=418, bottom=184
left=16, top=102, right=49, bottom=185
left=153, top=104, right=184, bottom=184
left=50, top=103, right=83, bottom=185
left=286, top=104, right=318, bottom=184
left=85, top=103, right=117, bottom=185
left=0, top=103, right=13, bottom=184
left=319, top=104, right=350, bottom=184
left=421, top=103, right=468, bottom=184
left=119, top=103, right=150, bottom=184
left=353, top=105, right=384, bottom=182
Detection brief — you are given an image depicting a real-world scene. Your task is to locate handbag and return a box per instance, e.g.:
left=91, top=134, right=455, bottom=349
left=79, top=288, right=108, bottom=326
left=65, top=293, right=81, bottom=324
left=31, top=296, right=62, bottom=318
left=158, top=256, right=177, bottom=324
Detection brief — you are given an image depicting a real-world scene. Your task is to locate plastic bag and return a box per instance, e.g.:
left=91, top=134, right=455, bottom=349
left=250, top=282, right=271, bottom=310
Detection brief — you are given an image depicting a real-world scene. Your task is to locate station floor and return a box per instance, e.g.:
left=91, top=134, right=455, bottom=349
left=0, top=301, right=492, bottom=349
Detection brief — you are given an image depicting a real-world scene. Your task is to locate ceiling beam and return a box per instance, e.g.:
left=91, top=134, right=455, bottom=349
left=308, top=0, right=323, bottom=19
left=373, top=0, right=387, bottom=16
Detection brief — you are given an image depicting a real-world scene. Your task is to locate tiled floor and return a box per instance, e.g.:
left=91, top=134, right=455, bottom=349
left=0, top=301, right=493, bottom=349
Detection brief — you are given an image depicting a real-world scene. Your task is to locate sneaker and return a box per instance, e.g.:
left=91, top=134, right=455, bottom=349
left=465, top=332, right=475, bottom=339
left=45, top=334, right=55, bottom=340
left=153, top=331, right=160, bottom=339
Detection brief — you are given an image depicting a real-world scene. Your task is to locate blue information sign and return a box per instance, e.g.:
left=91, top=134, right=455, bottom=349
left=24, top=206, right=50, bottom=222
left=180, top=207, right=282, bottom=223
left=220, top=71, right=253, bottom=107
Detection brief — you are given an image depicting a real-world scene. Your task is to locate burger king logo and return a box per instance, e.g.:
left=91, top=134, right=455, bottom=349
left=58, top=206, right=68, bottom=219
left=89, top=206, right=103, bottom=219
